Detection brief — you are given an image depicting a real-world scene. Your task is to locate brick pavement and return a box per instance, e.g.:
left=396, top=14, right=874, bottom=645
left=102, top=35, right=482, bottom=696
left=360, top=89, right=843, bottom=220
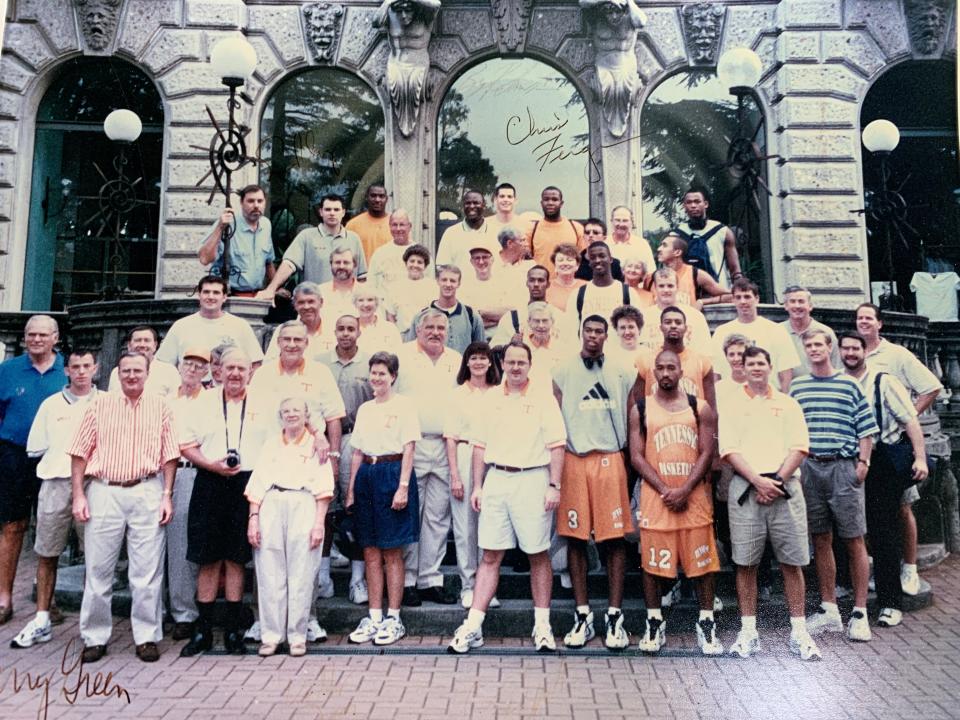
left=1, top=549, right=959, bottom=720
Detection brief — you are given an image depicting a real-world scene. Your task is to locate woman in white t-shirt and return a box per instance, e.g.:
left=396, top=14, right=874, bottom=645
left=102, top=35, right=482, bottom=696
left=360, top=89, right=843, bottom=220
left=353, top=286, right=403, bottom=354
left=245, top=397, right=334, bottom=657
left=345, top=352, right=421, bottom=646
left=443, top=342, right=501, bottom=609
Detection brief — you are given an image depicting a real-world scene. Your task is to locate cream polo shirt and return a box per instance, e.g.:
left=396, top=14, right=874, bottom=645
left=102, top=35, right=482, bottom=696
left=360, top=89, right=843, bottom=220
left=264, top=320, right=337, bottom=362
left=247, top=358, right=346, bottom=434
left=245, top=430, right=335, bottom=504
left=719, top=384, right=809, bottom=479
left=865, top=338, right=942, bottom=398
left=351, top=393, right=422, bottom=456
left=356, top=317, right=403, bottom=355
left=179, top=387, right=272, bottom=471
left=472, top=382, right=566, bottom=468
left=395, top=341, right=461, bottom=436
left=27, top=388, right=99, bottom=480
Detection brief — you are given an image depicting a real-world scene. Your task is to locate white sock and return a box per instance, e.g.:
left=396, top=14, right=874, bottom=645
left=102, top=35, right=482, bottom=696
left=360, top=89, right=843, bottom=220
left=740, top=615, right=757, bottom=634
left=607, top=606, right=620, bottom=616
left=821, top=601, right=839, bottom=616
left=853, top=605, right=867, bottom=617
left=647, top=608, right=663, bottom=620
left=533, top=607, right=551, bottom=626
left=387, top=608, right=400, bottom=620
left=35, top=611, right=50, bottom=626
left=903, top=563, right=917, bottom=574
left=466, top=608, right=486, bottom=631
left=699, top=610, right=714, bottom=622
left=790, top=616, right=806, bottom=634
left=576, top=604, right=590, bottom=616
left=351, top=561, right=366, bottom=585
left=319, top=557, right=331, bottom=581
left=370, top=608, right=383, bottom=623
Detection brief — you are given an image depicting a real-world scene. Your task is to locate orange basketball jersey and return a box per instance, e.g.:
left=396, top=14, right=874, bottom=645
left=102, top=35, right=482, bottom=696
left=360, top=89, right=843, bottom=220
left=638, top=396, right=713, bottom=531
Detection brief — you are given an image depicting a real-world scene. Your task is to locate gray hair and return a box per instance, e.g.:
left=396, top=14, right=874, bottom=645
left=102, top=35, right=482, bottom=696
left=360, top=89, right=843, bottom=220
left=783, top=285, right=812, bottom=302
left=292, top=281, right=323, bottom=301
left=415, top=307, right=449, bottom=332
left=219, top=347, right=251, bottom=365
left=722, top=333, right=751, bottom=353
left=25, top=314, right=59, bottom=336
left=277, top=396, right=310, bottom=422
left=211, top=341, right=237, bottom=363
left=329, top=246, right=356, bottom=265
left=526, top=301, right=554, bottom=321
left=497, top=225, right=524, bottom=248
left=277, top=320, right=308, bottom=338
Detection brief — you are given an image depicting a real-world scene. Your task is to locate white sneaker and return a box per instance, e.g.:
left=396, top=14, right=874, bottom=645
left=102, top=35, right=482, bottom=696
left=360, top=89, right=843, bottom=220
left=317, top=576, right=336, bottom=599
left=447, top=621, right=484, bottom=654
left=637, top=617, right=666, bottom=653
left=604, top=612, right=629, bottom=651
left=712, top=596, right=724, bottom=613
left=243, top=621, right=262, bottom=642
left=877, top=608, right=903, bottom=627
left=306, top=617, right=327, bottom=642
left=374, top=616, right=406, bottom=646
left=330, top=545, right=350, bottom=568
left=729, top=630, right=759, bottom=658
left=847, top=610, right=872, bottom=642
left=489, top=596, right=501, bottom=609
left=696, top=618, right=724, bottom=655
left=789, top=631, right=822, bottom=661
left=805, top=605, right=843, bottom=635
left=661, top=582, right=681, bottom=608
left=10, top=617, right=52, bottom=649
left=901, top=566, right=920, bottom=596
left=348, top=616, right=381, bottom=644
left=532, top=623, right=556, bottom=652
left=460, top=589, right=474, bottom=609
left=563, top=611, right=595, bottom=648
left=349, top=580, right=369, bottom=605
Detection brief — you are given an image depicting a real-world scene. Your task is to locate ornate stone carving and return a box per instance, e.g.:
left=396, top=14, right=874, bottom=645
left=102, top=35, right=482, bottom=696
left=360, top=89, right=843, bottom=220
left=491, top=0, right=533, bottom=52
left=375, top=0, right=441, bottom=138
left=904, top=0, right=950, bottom=55
left=681, top=2, right=725, bottom=65
left=303, top=2, right=345, bottom=62
left=73, top=0, right=122, bottom=51
left=580, top=0, right=646, bottom=139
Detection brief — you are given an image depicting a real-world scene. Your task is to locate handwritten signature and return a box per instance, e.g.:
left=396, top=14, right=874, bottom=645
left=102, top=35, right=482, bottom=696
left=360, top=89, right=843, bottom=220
left=505, top=107, right=644, bottom=183
left=0, top=638, right=132, bottom=720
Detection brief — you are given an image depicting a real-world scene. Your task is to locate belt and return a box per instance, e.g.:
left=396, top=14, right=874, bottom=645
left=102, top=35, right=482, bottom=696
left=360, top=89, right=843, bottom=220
left=362, top=453, right=403, bottom=465
left=456, top=439, right=470, bottom=445
left=808, top=454, right=851, bottom=462
left=101, top=477, right=145, bottom=488
left=178, top=460, right=194, bottom=468
left=491, top=463, right=547, bottom=474
left=421, top=433, right=444, bottom=439
left=269, top=485, right=307, bottom=493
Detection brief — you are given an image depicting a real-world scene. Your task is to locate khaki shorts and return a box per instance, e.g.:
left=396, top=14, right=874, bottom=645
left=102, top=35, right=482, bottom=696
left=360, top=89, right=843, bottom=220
left=801, top=457, right=866, bottom=539
left=34, top=478, right=87, bottom=558
left=558, top=452, right=633, bottom=542
left=640, top=525, right=720, bottom=579
left=727, top=475, right=809, bottom=567
left=478, top=467, right=552, bottom=554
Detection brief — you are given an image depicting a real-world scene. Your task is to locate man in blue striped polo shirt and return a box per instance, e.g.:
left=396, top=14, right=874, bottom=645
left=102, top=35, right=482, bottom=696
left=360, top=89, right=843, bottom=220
left=789, top=328, right=878, bottom=642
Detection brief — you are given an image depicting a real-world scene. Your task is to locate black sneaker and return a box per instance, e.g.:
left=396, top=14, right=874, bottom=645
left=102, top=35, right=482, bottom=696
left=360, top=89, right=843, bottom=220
left=179, top=628, right=213, bottom=658
left=224, top=630, right=247, bottom=655
left=419, top=586, right=457, bottom=605
left=401, top=586, right=422, bottom=607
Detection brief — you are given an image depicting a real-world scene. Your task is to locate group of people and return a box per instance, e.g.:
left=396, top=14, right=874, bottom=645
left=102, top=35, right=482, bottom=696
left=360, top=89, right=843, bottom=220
left=0, top=180, right=939, bottom=664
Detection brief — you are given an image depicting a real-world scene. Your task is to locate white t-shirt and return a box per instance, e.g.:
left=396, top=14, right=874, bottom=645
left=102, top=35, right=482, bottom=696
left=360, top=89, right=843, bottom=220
left=351, top=393, right=422, bottom=455
left=712, top=316, right=801, bottom=378
left=156, top=312, right=264, bottom=366
left=459, top=273, right=526, bottom=317
left=356, top=318, right=403, bottom=355
left=368, top=242, right=411, bottom=293
left=27, top=388, right=99, bottom=479
left=318, top=281, right=360, bottom=327
left=436, top=220, right=500, bottom=272
left=910, top=272, right=960, bottom=322
left=607, top=234, right=656, bottom=275
left=384, top=277, right=436, bottom=333
left=108, top=359, right=180, bottom=398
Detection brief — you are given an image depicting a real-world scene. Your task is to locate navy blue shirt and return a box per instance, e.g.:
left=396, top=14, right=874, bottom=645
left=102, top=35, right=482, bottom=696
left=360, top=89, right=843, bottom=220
left=0, top=353, right=65, bottom=447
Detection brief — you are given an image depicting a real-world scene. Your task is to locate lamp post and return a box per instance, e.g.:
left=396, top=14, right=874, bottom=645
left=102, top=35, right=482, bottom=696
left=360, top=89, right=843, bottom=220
left=81, top=109, right=155, bottom=299
left=192, top=35, right=259, bottom=289
left=716, top=47, right=774, bottom=292
left=860, top=119, right=906, bottom=309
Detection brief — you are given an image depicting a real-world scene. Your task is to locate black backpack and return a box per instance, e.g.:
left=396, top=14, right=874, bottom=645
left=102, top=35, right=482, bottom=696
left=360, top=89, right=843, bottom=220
left=673, top=223, right=724, bottom=281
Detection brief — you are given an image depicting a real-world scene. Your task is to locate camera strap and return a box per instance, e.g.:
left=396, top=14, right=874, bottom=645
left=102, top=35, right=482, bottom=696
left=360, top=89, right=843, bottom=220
left=222, top=391, right=247, bottom=451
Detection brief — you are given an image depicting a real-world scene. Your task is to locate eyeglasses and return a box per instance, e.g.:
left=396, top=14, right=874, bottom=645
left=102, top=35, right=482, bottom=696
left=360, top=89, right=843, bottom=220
left=181, top=360, right=209, bottom=371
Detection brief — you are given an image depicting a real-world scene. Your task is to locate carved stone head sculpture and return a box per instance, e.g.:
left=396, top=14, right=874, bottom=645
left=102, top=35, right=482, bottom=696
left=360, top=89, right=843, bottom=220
left=74, top=0, right=123, bottom=51
left=682, top=2, right=725, bottom=64
left=303, top=2, right=344, bottom=62
left=905, top=0, right=949, bottom=55
left=393, top=0, right=418, bottom=28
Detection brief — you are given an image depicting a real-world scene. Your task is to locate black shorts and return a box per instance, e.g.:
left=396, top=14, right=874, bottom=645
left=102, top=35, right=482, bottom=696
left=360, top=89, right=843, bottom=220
left=187, top=468, right=252, bottom=565
left=0, top=440, right=41, bottom=525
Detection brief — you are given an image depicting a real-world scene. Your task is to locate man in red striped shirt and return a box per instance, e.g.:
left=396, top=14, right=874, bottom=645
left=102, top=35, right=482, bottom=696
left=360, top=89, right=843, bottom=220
left=70, top=350, right=180, bottom=663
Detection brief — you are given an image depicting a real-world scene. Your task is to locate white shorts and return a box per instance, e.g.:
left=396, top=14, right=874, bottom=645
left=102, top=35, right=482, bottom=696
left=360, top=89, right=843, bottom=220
left=478, top=467, right=551, bottom=554
left=901, top=485, right=920, bottom=505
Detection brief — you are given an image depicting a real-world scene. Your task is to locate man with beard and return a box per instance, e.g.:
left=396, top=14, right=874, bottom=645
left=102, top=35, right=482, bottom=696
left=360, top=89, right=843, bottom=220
left=635, top=306, right=715, bottom=406
left=629, top=349, right=721, bottom=655
left=199, top=184, right=276, bottom=296
left=436, top=190, right=499, bottom=271
left=608, top=206, right=655, bottom=273
left=673, top=186, right=741, bottom=286
left=526, top=187, right=585, bottom=270
left=319, top=247, right=362, bottom=326
left=346, top=183, right=391, bottom=262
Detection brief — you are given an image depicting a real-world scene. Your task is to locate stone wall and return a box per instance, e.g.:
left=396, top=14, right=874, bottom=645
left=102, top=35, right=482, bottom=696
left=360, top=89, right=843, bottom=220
left=0, top=0, right=955, bottom=309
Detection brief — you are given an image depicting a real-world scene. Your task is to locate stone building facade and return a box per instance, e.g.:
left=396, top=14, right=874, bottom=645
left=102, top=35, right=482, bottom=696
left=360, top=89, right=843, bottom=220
left=0, top=0, right=955, bottom=310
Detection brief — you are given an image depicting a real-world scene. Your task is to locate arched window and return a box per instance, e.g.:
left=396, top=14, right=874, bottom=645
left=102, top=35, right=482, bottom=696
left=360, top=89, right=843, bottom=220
left=259, top=69, right=385, bottom=256
left=640, top=70, right=770, bottom=296
left=860, top=61, right=958, bottom=312
left=436, top=58, right=590, bottom=239
left=24, top=58, right=163, bottom=310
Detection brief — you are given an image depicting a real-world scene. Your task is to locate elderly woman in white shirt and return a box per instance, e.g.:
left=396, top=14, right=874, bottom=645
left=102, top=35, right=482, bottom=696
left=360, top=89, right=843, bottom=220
left=246, top=397, right=334, bottom=657
left=353, top=285, right=402, bottom=355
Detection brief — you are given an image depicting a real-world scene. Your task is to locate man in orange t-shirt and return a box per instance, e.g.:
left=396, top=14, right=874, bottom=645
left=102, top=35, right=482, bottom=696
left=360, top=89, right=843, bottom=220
left=345, top=183, right=391, bottom=262
left=628, top=349, right=721, bottom=656
left=525, top=186, right=584, bottom=270
left=634, top=306, right=715, bottom=407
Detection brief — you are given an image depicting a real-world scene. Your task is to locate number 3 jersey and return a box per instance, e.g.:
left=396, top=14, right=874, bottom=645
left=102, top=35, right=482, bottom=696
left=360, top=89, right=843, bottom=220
left=638, top=396, right=713, bottom=531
